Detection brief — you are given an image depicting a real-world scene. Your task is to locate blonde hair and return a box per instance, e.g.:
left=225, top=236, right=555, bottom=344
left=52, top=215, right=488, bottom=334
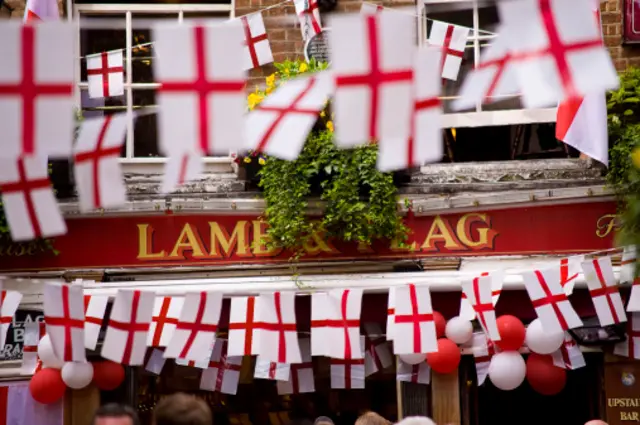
left=395, top=417, right=437, bottom=425
left=355, top=412, right=391, bottom=425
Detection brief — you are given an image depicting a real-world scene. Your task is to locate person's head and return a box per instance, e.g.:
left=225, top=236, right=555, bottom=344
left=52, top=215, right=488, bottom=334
left=395, top=416, right=437, bottom=425
left=585, top=421, right=608, bottom=425
left=314, top=416, right=334, bottom=425
left=355, top=412, right=391, bottom=425
left=153, top=393, right=212, bottom=425
left=92, top=404, right=140, bottom=425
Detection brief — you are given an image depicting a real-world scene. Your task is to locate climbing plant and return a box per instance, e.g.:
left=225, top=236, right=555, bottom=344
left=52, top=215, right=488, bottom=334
left=242, top=59, right=409, bottom=256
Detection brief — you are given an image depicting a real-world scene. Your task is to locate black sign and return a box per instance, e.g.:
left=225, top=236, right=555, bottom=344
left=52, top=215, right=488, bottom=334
left=304, top=30, right=331, bottom=64
left=0, top=310, right=44, bottom=361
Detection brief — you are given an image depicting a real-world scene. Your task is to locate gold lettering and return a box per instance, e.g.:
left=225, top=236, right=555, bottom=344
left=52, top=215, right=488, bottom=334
left=456, top=213, right=498, bottom=249
left=209, top=221, right=251, bottom=258
left=137, top=224, right=167, bottom=260
left=357, top=241, right=375, bottom=253
left=251, top=220, right=282, bottom=257
left=596, top=214, right=619, bottom=238
left=421, top=216, right=465, bottom=252
left=303, top=229, right=338, bottom=256
left=169, top=223, right=207, bottom=259
left=620, top=412, right=640, bottom=421
left=608, top=398, right=640, bottom=408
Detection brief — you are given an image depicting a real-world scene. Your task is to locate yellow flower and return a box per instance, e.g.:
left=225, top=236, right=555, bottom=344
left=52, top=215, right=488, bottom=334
left=243, top=157, right=252, bottom=163
left=299, top=62, right=309, bottom=73
left=258, top=157, right=266, bottom=165
left=320, top=111, right=326, bottom=118
left=266, top=74, right=276, bottom=88
left=326, top=121, right=334, bottom=132
left=247, top=93, right=264, bottom=110
left=632, top=147, right=640, bottom=169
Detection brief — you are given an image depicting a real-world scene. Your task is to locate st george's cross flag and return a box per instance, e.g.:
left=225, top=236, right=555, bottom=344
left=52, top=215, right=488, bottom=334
left=24, top=0, right=60, bottom=21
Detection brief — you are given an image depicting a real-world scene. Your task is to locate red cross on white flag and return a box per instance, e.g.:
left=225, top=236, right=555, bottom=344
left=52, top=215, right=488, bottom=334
left=310, top=292, right=330, bottom=356
left=245, top=72, right=332, bottom=161
left=294, top=0, right=322, bottom=40
left=43, top=282, right=86, bottom=362
left=21, top=321, right=45, bottom=375
left=363, top=323, right=393, bottom=376
left=559, top=255, right=585, bottom=296
left=240, top=13, right=273, bottom=70
left=386, top=287, right=396, bottom=341
left=161, top=152, right=203, bottom=194
left=330, top=336, right=366, bottom=389
left=393, top=283, right=438, bottom=354
left=378, top=46, right=443, bottom=171
left=74, top=114, right=127, bottom=212
left=0, top=290, right=22, bottom=351
left=428, top=21, right=469, bottom=81
left=614, top=313, right=640, bottom=360
left=84, top=292, right=108, bottom=350
left=310, top=289, right=363, bottom=359
left=228, top=296, right=258, bottom=357
left=254, top=357, right=290, bottom=381
left=0, top=156, right=66, bottom=241
left=101, top=289, right=155, bottom=365
left=24, top=0, right=59, bottom=21
left=277, top=338, right=315, bottom=395
left=164, top=291, right=222, bottom=362
left=360, top=2, right=384, bottom=14
left=582, top=256, right=627, bottom=326
left=87, top=50, right=124, bottom=99
left=397, top=358, right=431, bottom=385
left=522, top=267, right=583, bottom=333
left=453, top=31, right=518, bottom=111
left=176, top=342, right=215, bottom=369
left=154, top=23, right=246, bottom=156
left=330, top=12, right=414, bottom=148
left=471, top=332, right=497, bottom=385
left=461, top=275, right=501, bottom=341
left=253, top=292, right=301, bottom=364
left=147, top=296, right=184, bottom=347
left=459, top=271, right=503, bottom=321
left=0, top=23, right=75, bottom=159
left=551, top=332, right=586, bottom=370
left=496, top=0, right=618, bottom=108
left=200, top=339, right=243, bottom=394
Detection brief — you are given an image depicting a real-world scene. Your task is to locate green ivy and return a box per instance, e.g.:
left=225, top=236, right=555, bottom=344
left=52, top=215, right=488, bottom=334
left=255, top=59, right=408, bottom=255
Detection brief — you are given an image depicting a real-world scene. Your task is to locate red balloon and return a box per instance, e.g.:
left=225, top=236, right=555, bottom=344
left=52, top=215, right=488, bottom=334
left=433, top=311, right=446, bottom=338
left=495, top=315, right=526, bottom=351
left=427, top=338, right=461, bottom=374
left=526, top=353, right=567, bottom=395
left=30, top=368, right=66, bottom=404
left=92, top=360, right=125, bottom=391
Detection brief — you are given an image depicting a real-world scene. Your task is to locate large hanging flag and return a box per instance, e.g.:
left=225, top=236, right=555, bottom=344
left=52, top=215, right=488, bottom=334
left=24, top=0, right=59, bottom=21
left=0, top=382, right=63, bottom=425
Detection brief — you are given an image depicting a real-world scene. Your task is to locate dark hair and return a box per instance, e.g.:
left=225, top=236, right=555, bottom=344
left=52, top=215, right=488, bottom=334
left=153, top=393, right=213, bottom=425
left=93, top=404, right=140, bottom=425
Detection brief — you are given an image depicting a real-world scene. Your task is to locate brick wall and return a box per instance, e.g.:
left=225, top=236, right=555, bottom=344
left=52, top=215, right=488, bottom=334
left=602, top=0, right=640, bottom=70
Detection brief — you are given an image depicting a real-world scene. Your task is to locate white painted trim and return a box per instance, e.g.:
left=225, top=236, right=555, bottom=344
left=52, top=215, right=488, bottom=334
left=441, top=108, right=557, bottom=128
left=119, top=156, right=235, bottom=174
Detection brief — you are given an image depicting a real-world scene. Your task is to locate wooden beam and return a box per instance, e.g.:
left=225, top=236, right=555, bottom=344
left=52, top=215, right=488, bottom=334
left=64, top=385, right=100, bottom=425
left=431, top=370, right=460, bottom=425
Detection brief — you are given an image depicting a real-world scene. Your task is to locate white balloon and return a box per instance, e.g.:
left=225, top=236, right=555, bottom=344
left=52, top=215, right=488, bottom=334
left=525, top=318, right=564, bottom=354
left=488, top=351, right=526, bottom=391
left=398, top=353, right=427, bottom=365
left=61, top=362, right=94, bottom=390
left=445, top=316, right=473, bottom=344
left=37, top=335, right=63, bottom=369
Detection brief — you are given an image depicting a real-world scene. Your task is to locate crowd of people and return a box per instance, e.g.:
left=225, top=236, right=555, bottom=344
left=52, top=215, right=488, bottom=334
left=89, top=394, right=611, bottom=425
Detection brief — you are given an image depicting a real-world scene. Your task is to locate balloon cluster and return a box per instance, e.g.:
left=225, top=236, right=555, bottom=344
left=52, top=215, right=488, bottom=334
left=484, top=316, right=567, bottom=395
left=396, top=313, right=569, bottom=395
left=29, top=335, right=126, bottom=404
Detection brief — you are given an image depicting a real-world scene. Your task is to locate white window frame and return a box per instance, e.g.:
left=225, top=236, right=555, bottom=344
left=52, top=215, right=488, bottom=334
left=417, top=0, right=558, bottom=129
left=71, top=2, right=235, bottom=174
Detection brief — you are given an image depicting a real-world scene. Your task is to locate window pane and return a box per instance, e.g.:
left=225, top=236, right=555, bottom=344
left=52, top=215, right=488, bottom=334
left=131, top=14, right=178, bottom=84
left=426, top=5, right=473, bottom=28
left=79, top=14, right=126, bottom=82
left=132, top=89, right=161, bottom=157
left=80, top=89, right=127, bottom=158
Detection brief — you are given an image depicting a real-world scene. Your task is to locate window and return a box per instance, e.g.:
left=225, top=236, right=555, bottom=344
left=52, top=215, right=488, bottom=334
left=74, top=3, right=232, bottom=169
left=417, top=0, right=578, bottom=163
